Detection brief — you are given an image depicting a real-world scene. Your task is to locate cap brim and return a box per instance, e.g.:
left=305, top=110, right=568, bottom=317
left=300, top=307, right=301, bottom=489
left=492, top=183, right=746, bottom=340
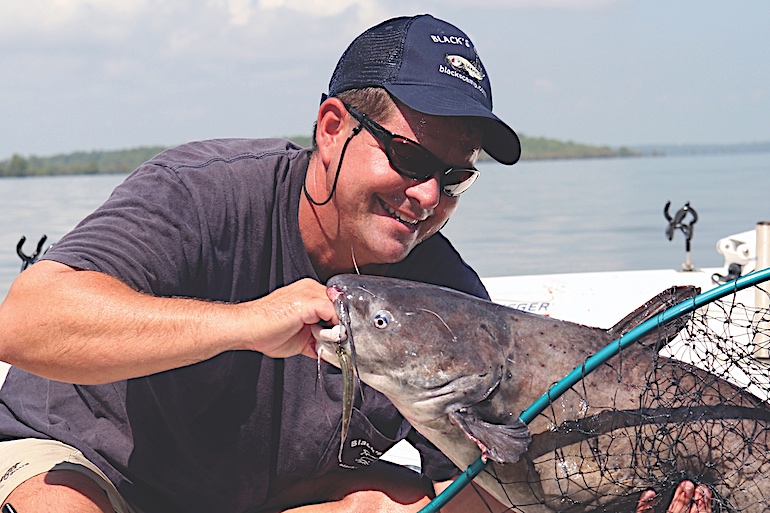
left=384, top=84, right=521, bottom=165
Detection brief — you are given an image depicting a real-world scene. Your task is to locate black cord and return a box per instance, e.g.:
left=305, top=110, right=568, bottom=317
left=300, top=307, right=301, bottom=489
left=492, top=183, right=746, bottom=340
left=303, top=126, right=362, bottom=206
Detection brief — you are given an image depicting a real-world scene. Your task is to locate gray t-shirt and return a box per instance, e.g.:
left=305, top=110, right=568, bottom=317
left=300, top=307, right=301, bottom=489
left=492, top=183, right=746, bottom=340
left=0, top=138, right=489, bottom=513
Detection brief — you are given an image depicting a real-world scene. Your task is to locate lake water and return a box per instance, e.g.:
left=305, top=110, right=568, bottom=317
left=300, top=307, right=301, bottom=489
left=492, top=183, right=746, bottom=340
left=1, top=152, right=768, bottom=301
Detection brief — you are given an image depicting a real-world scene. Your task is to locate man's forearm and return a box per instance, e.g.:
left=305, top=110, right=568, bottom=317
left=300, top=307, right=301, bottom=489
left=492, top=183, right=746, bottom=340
left=0, top=261, right=248, bottom=383
left=0, top=261, right=334, bottom=384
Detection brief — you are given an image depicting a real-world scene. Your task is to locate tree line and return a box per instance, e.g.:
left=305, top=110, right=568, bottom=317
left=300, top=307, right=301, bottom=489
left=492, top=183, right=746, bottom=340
left=0, top=146, right=168, bottom=177
left=0, top=136, right=637, bottom=178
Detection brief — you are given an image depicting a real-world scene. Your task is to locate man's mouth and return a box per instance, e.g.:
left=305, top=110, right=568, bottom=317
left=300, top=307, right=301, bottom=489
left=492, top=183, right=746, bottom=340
left=378, top=197, right=423, bottom=227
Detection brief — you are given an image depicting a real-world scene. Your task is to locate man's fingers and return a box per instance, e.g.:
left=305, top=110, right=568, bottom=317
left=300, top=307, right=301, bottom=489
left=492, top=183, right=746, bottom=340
left=635, top=482, right=712, bottom=513
left=636, top=489, right=656, bottom=513
left=668, top=480, right=695, bottom=513
left=691, top=484, right=712, bottom=513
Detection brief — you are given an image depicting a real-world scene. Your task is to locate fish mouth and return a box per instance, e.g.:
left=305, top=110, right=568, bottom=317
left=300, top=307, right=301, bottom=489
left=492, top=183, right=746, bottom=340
left=327, top=285, right=354, bottom=351
left=330, top=286, right=358, bottom=373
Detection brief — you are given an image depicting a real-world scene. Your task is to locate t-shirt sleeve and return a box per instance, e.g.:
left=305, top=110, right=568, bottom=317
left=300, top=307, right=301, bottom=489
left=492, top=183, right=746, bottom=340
left=40, top=163, right=205, bottom=297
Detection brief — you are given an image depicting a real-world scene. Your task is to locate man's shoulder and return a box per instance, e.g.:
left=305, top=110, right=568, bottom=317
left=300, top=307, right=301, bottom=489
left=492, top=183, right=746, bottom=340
left=122, top=138, right=312, bottom=196
left=148, top=138, right=310, bottom=170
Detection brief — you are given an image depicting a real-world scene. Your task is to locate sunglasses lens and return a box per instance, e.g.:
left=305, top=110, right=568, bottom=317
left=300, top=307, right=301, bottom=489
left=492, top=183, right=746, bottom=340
left=347, top=105, right=479, bottom=197
left=442, top=169, right=479, bottom=197
left=387, top=138, right=445, bottom=180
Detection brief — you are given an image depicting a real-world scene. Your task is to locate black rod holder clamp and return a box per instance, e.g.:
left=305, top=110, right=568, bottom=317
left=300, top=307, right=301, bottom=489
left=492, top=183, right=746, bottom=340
left=664, top=201, right=698, bottom=271
left=16, top=234, right=49, bottom=272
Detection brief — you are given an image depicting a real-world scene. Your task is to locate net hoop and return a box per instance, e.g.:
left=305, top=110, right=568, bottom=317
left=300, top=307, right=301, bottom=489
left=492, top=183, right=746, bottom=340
left=419, top=266, right=770, bottom=513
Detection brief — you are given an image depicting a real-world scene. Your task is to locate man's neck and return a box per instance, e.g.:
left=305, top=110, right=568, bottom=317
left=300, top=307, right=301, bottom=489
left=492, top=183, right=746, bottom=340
left=298, top=153, right=345, bottom=281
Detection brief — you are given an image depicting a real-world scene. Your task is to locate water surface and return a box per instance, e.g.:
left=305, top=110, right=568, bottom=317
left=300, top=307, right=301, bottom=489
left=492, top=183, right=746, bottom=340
left=1, top=152, right=768, bottom=301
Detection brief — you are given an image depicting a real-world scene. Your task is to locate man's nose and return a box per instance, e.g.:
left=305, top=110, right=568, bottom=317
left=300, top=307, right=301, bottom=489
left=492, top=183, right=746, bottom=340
left=405, top=175, right=441, bottom=210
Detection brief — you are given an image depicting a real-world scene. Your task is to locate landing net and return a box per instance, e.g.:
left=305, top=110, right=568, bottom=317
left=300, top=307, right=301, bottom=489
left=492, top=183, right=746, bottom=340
left=423, top=268, right=770, bottom=513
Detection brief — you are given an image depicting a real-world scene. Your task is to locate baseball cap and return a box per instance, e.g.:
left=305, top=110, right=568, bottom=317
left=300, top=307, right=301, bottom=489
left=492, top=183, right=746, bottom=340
left=327, top=14, right=520, bottom=165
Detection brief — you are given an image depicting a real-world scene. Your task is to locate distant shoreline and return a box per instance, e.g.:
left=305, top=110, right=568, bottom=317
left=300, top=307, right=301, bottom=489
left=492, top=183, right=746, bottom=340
left=2, top=137, right=769, bottom=178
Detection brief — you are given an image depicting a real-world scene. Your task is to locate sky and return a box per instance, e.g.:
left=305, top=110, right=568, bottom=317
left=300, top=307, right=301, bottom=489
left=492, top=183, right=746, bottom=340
left=1, top=0, right=769, bottom=161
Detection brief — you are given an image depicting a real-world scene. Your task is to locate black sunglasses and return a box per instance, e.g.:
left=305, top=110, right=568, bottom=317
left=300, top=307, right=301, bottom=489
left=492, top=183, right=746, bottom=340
left=343, top=103, right=479, bottom=197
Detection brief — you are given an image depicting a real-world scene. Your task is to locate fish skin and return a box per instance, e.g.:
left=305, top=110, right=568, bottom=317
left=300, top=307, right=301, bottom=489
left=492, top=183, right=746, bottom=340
left=318, top=274, right=770, bottom=513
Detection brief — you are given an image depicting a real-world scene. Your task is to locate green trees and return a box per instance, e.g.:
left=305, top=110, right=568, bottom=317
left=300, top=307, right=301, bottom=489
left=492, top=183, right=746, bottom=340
left=515, top=136, right=637, bottom=160
left=0, top=147, right=167, bottom=177
left=4, top=154, right=29, bottom=176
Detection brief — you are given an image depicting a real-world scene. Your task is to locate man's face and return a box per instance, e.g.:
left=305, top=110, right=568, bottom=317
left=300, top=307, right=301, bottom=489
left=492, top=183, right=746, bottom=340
left=329, top=102, right=482, bottom=268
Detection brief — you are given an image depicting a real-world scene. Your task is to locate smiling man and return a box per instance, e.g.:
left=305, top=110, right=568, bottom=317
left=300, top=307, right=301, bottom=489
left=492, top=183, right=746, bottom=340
left=0, top=14, right=709, bottom=513
left=301, top=94, right=485, bottom=278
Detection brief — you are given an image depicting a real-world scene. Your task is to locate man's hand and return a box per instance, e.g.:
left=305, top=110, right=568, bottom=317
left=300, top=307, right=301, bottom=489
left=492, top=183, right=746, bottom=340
left=637, top=481, right=712, bottom=513
left=241, top=278, right=338, bottom=359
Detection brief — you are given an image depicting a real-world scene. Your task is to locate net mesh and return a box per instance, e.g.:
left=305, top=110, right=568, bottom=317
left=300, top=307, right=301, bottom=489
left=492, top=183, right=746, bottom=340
left=328, top=17, right=412, bottom=95
left=477, top=284, right=770, bottom=513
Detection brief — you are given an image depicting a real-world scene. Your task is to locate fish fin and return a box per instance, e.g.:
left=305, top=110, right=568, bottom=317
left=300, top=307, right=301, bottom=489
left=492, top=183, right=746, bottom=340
left=607, top=285, right=700, bottom=350
left=449, top=411, right=531, bottom=464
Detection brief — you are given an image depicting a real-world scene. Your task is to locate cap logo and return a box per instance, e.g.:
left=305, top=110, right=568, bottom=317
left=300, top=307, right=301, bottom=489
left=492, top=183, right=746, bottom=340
left=445, top=55, right=485, bottom=81
left=430, top=34, right=471, bottom=47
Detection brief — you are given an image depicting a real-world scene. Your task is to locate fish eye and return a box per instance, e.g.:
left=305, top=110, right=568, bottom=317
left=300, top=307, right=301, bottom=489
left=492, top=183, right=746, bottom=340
left=372, top=310, right=393, bottom=329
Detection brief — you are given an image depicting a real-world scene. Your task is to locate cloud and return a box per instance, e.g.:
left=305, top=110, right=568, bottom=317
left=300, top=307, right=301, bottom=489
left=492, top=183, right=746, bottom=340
left=409, top=0, right=627, bottom=10
left=0, top=0, right=388, bottom=36
left=234, top=0, right=387, bottom=27
left=3, top=0, right=614, bottom=44
left=0, top=0, right=149, bottom=36
left=257, top=0, right=365, bottom=18
left=0, top=0, right=390, bottom=59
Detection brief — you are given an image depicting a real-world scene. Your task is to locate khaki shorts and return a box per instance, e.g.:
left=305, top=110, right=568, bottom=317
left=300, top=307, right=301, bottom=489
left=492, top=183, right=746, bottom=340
left=0, top=438, right=137, bottom=513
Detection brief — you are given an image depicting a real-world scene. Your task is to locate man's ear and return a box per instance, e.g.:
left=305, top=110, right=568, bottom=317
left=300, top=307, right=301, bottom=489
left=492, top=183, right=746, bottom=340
left=315, top=97, right=349, bottom=167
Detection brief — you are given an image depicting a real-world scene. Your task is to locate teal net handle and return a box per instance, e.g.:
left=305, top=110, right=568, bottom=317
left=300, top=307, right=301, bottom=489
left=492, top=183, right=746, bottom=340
left=419, top=266, right=770, bottom=513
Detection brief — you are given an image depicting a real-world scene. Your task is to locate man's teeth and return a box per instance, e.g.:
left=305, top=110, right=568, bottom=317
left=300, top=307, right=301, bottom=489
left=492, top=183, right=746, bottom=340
left=384, top=203, right=419, bottom=225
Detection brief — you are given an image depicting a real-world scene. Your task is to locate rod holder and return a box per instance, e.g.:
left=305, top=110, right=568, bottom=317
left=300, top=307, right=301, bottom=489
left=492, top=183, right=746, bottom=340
left=753, top=221, right=770, bottom=359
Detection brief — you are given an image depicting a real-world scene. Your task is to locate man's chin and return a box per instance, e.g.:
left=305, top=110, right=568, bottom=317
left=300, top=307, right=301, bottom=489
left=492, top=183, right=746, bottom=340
left=381, top=244, right=419, bottom=265
left=356, top=226, right=429, bottom=265
left=359, top=244, right=415, bottom=268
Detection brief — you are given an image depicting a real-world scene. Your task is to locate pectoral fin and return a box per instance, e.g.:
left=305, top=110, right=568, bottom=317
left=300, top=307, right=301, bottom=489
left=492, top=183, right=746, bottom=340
left=449, top=411, right=531, bottom=464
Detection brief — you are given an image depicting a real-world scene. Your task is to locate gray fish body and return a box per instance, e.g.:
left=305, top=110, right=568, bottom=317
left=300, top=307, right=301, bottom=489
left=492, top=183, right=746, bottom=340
left=320, top=275, right=770, bottom=513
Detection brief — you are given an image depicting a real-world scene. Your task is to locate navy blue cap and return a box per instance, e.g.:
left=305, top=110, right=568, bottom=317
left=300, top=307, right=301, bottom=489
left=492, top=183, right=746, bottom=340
left=328, top=14, right=520, bottom=165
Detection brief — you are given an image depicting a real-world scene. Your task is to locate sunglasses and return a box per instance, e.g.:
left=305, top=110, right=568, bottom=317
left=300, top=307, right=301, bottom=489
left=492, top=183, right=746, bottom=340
left=343, top=103, right=479, bottom=197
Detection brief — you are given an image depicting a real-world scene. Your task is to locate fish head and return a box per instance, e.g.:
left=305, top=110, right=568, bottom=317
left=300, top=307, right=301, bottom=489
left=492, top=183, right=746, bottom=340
left=322, top=274, right=508, bottom=423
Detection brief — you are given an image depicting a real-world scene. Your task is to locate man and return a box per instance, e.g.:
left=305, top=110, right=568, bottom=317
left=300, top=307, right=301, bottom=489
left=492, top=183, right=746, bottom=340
left=0, top=14, right=710, bottom=513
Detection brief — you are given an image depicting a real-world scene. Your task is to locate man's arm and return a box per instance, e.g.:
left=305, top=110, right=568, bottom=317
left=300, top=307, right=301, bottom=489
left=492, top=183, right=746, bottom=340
left=0, top=261, right=335, bottom=384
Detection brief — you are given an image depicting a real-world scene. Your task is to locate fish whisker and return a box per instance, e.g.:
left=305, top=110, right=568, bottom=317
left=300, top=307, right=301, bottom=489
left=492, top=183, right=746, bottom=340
left=418, top=307, right=457, bottom=341
left=351, top=246, right=360, bottom=275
